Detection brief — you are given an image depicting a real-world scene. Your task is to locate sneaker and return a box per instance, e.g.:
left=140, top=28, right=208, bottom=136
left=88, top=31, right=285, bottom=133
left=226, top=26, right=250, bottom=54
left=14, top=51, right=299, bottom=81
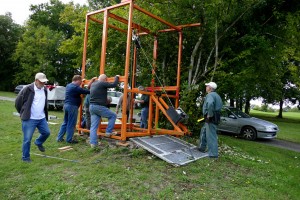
left=198, top=148, right=206, bottom=153
left=67, top=140, right=78, bottom=144
left=57, top=139, right=64, bottom=142
left=90, top=142, right=101, bottom=148
left=35, top=143, right=45, bottom=152
left=209, top=156, right=218, bottom=159
left=105, top=132, right=117, bottom=137
left=22, top=159, right=32, bottom=163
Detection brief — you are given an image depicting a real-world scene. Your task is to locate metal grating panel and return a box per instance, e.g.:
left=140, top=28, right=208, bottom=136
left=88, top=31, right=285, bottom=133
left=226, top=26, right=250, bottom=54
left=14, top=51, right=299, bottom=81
left=130, top=135, right=208, bottom=166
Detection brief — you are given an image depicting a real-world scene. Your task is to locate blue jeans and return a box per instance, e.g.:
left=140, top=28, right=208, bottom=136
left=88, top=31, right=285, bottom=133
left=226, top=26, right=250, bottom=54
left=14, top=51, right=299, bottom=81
left=89, top=104, right=117, bottom=145
left=140, top=107, right=149, bottom=128
left=199, top=122, right=218, bottom=157
left=22, top=118, right=50, bottom=161
left=57, top=104, right=78, bottom=142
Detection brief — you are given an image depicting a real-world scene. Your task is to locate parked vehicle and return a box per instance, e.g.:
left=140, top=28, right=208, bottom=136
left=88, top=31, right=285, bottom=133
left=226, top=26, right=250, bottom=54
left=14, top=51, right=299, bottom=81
left=107, top=91, right=123, bottom=105
left=47, top=86, right=65, bottom=110
left=218, top=106, right=279, bottom=140
left=14, top=85, right=26, bottom=94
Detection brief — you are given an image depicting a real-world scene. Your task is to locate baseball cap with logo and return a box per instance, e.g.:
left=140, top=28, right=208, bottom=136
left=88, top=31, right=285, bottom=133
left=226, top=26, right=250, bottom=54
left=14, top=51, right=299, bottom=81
left=205, top=82, right=217, bottom=89
left=35, top=72, right=48, bottom=83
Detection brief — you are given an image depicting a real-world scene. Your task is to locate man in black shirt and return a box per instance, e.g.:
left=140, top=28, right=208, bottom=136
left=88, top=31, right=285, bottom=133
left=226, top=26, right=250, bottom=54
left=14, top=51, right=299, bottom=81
left=89, top=74, right=119, bottom=148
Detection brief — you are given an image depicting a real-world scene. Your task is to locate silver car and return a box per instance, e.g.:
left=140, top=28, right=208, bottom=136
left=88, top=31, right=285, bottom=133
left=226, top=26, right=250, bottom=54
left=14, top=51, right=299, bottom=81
left=107, top=91, right=123, bottom=105
left=218, top=106, right=279, bottom=140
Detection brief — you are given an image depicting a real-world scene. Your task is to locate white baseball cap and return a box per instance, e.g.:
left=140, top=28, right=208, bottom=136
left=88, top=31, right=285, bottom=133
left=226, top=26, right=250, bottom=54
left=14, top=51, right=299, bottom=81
left=35, top=72, right=48, bottom=82
left=205, top=82, right=217, bottom=89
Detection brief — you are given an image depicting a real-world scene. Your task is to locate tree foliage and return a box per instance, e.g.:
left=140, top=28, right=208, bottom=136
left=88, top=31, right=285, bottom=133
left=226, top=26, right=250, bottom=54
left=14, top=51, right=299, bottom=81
left=0, top=13, right=23, bottom=91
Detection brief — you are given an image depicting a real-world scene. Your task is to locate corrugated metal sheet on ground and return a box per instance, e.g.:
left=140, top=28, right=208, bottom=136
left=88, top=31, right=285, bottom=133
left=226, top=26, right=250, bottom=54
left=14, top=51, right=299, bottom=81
left=130, top=135, right=208, bottom=166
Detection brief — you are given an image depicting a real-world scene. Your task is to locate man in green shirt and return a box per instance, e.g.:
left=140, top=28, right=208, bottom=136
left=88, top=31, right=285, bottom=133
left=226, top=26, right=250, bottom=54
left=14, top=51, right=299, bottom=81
left=199, top=82, right=223, bottom=158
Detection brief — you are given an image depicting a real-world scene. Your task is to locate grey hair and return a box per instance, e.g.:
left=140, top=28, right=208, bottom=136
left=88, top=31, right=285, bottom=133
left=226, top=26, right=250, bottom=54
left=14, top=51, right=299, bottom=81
left=138, top=85, right=145, bottom=91
left=98, top=74, right=107, bottom=82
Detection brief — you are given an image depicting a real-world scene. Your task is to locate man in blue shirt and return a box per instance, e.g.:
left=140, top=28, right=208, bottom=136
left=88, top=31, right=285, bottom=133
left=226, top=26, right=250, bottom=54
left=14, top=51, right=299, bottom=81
left=198, top=82, right=223, bottom=158
left=57, top=75, right=96, bottom=143
left=134, top=86, right=149, bottom=128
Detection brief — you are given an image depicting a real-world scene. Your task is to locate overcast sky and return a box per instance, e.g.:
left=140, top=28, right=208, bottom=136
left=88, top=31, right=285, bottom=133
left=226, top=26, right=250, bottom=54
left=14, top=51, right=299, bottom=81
left=0, top=0, right=87, bottom=25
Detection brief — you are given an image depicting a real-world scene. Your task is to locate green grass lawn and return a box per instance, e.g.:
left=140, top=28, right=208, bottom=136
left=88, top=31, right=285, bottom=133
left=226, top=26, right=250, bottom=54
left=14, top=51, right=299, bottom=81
left=0, top=93, right=300, bottom=199
left=250, top=110, right=300, bottom=143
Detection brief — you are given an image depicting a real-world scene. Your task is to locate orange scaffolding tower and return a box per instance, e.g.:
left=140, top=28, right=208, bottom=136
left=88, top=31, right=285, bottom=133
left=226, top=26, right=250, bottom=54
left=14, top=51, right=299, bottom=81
left=77, top=0, right=200, bottom=141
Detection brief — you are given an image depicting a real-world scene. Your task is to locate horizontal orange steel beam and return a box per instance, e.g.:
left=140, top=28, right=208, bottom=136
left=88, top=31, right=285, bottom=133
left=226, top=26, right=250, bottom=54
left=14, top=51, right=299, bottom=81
left=161, top=94, right=178, bottom=98
left=87, top=1, right=130, bottom=16
left=158, top=23, right=201, bottom=33
left=89, top=17, right=127, bottom=33
left=108, top=13, right=150, bottom=34
left=107, top=76, right=126, bottom=82
left=147, top=86, right=179, bottom=91
left=82, top=76, right=126, bottom=85
left=126, top=132, right=154, bottom=137
left=150, top=129, right=184, bottom=135
left=133, top=4, right=180, bottom=31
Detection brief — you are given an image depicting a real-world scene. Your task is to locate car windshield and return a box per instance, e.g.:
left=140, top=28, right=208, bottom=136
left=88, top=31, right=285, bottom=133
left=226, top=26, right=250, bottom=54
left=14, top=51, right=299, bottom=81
left=228, top=107, right=251, bottom=118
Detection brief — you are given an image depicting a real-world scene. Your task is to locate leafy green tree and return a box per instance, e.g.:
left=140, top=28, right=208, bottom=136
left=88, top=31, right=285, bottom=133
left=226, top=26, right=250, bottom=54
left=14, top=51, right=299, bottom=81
left=0, top=13, right=23, bottom=91
left=13, top=25, right=65, bottom=84
left=13, top=0, right=85, bottom=86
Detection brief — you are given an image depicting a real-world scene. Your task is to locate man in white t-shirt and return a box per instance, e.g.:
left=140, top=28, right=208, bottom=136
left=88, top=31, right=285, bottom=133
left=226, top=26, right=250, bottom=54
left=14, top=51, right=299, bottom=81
left=15, top=72, right=50, bottom=162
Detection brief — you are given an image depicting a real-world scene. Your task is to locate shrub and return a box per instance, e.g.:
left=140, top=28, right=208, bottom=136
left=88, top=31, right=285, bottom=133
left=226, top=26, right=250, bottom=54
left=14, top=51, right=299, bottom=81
left=179, top=82, right=203, bottom=136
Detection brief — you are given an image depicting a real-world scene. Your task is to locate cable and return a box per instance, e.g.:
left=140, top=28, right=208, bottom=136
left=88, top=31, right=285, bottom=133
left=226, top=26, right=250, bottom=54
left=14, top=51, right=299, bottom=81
left=132, top=31, right=175, bottom=108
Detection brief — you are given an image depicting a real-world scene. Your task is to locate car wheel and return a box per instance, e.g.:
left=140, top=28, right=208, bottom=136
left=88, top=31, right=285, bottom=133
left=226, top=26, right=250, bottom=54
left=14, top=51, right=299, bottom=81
left=241, top=126, right=257, bottom=141
left=48, top=105, right=54, bottom=111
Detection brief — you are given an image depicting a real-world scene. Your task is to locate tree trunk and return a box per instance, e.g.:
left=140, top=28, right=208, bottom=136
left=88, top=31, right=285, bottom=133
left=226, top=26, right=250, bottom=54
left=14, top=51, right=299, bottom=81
left=211, top=20, right=218, bottom=81
left=230, top=99, right=234, bottom=107
left=239, top=98, right=243, bottom=110
left=236, top=98, right=243, bottom=110
left=245, top=98, right=250, bottom=114
left=277, top=100, right=283, bottom=118
left=188, top=36, right=202, bottom=86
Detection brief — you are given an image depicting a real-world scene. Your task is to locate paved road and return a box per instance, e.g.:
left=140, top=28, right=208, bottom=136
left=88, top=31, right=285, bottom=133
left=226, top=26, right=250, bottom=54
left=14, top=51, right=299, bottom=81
left=1, top=96, right=299, bottom=152
left=255, top=139, right=300, bottom=153
left=0, top=96, right=15, bottom=102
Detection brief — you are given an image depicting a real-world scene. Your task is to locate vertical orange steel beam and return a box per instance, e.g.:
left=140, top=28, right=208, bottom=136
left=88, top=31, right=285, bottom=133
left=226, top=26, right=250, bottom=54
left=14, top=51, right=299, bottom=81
left=175, top=31, right=183, bottom=108
left=148, top=94, right=153, bottom=134
left=153, top=36, right=158, bottom=129
left=81, top=15, right=89, bottom=78
left=78, top=15, right=90, bottom=133
left=120, top=1, right=134, bottom=140
left=148, top=36, right=157, bottom=134
left=155, top=97, right=159, bottom=129
left=151, top=36, right=157, bottom=88
left=100, top=10, right=109, bottom=74
left=129, top=46, right=137, bottom=126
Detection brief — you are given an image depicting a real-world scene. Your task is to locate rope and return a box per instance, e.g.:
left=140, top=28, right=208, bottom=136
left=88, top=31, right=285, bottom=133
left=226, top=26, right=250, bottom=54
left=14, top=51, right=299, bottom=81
left=132, top=31, right=175, bottom=108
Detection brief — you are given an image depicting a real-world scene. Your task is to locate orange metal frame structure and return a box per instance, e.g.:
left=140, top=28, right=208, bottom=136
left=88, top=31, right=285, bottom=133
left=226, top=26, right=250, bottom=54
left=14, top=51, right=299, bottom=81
left=77, top=0, right=200, bottom=141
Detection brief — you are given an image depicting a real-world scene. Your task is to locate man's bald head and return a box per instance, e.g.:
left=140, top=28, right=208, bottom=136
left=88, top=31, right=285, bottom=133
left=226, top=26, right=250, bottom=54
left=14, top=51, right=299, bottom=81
left=98, top=74, right=107, bottom=82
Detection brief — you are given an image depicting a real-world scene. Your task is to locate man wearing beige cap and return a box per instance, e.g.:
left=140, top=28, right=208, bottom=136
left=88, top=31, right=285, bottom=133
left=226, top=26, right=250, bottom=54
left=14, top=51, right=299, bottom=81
left=198, top=81, right=223, bottom=158
left=15, top=72, right=50, bottom=162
